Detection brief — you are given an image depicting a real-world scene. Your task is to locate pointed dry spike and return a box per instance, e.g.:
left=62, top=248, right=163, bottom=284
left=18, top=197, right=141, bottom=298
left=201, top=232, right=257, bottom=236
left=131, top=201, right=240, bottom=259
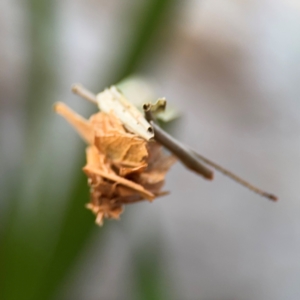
left=108, top=207, right=123, bottom=220
left=85, top=146, right=101, bottom=168
left=83, top=166, right=155, bottom=201
left=54, top=102, right=94, bottom=144
left=95, top=212, right=104, bottom=226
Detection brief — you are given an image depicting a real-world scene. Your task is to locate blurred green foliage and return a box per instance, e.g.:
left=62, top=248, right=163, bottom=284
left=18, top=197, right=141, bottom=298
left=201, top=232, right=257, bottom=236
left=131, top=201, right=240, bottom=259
left=133, top=234, right=170, bottom=300
left=0, top=0, right=177, bottom=299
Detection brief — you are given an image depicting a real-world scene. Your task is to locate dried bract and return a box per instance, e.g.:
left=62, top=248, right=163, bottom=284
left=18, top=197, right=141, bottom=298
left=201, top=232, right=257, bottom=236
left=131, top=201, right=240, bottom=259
left=54, top=102, right=176, bottom=225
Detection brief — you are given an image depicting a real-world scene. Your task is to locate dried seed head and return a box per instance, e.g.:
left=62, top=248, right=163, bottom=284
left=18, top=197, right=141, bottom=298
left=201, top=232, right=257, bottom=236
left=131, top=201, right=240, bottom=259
left=55, top=101, right=176, bottom=225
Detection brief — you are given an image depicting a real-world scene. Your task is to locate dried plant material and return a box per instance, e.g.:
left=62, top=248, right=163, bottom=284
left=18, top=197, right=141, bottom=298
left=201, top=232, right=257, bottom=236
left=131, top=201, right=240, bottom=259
left=94, top=129, right=148, bottom=167
left=86, top=197, right=123, bottom=226
left=54, top=102, right=94, bottom=144
left=136, top=142, right=177, bottom=193
left=148, top=98, right=167, bottom=114
left=72, top=85, right=278, bottom=202
left=89, top=110, right=124, bottom=134
left=90, top=111, right=148, bottom=167
left=118, top=164, right=147, bottom=177
left=55, top=84, right=277, bottom=227
left=96, top=86, right=154, bottom=141
left=83, top=166, right=155, bottom=200
left=55, top=101, right=176, bottom=225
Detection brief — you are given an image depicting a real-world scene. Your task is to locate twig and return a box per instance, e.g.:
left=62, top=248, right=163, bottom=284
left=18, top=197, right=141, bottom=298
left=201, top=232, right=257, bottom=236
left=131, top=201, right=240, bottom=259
left=72, top=84, right=98, bottom=104
left=143, top=103, right=278, bottom=202
left=72, top=84, right=154, bottom=140
left=143, top=105, right=213, bottom=179
left=72, top=84, right=278, bottom=201
left=72, top=85, right=213, bottom=180
left=190, top=150, right=277, bottom=201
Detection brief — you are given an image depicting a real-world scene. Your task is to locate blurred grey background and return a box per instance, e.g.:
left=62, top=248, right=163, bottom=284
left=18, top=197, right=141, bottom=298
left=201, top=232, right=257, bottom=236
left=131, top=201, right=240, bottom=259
left=1, top=0, right=300, bottom=300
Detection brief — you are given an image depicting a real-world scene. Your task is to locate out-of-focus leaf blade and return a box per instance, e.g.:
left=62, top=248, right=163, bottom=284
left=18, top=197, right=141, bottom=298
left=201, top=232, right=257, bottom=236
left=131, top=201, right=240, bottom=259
left=133, top=235, right=169, bottom=300
left=1, top=0, right=177, bottom=300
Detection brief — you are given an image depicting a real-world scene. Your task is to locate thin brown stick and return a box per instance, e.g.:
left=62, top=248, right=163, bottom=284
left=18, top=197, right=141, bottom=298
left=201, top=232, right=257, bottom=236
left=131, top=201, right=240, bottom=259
left=72, top=84, right=278, bottom=201
left=152, top=121, right=214, bottom=179
left=144, top=103, right=278, bottom=201
left=144, top=109, right=213, bottom=179
left=191, top=150, right=278, bottom=201
left=72, top=84, right=98, bottom=104
left=72, top=86, right=213, bottom=179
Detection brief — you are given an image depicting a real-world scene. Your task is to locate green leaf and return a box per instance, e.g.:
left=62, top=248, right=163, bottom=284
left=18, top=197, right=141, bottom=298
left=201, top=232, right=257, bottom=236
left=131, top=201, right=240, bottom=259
left=0, top=0, right=178, bottom=299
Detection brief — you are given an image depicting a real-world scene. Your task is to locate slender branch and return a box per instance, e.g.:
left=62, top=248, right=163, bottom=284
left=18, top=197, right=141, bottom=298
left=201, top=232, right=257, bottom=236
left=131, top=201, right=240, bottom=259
left=72, top=84, right=278, bottom=201
left=191, top=150, right=277, bottom=201
left=143, top=103, right=278, bottom=202
left=73, top=86, right=213, bottom=179
left=72, top=84, right=98, bottom=104
left=143, top=105, right=213, bottom=179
